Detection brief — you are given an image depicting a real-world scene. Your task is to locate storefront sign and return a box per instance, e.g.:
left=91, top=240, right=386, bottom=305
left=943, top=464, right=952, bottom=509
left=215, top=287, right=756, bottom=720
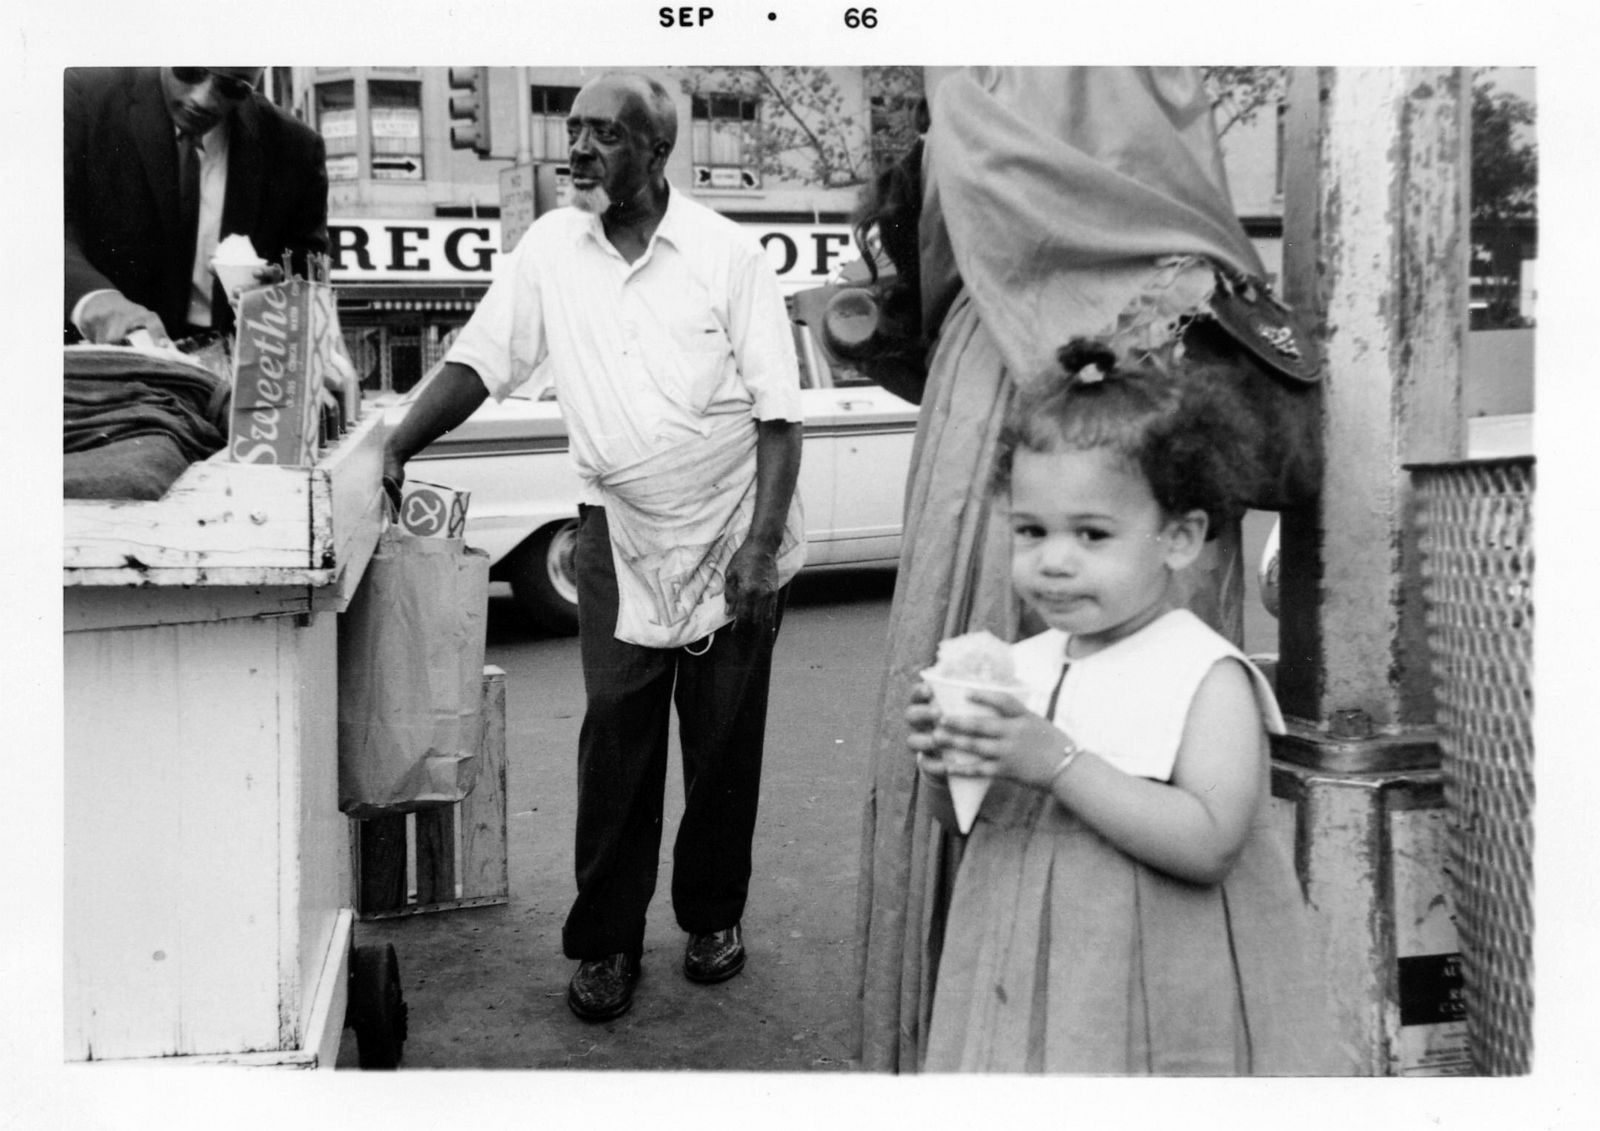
left=757, top=224, right=856, bottom=292
left=330, top=219, right=501, bottom=282
left=498, top=168, right=536, bottom=255
left=328, top=217, right=859, bottom=290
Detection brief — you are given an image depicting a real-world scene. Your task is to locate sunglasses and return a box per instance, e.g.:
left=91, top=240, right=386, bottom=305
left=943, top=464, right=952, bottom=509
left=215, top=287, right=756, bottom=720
left=172, top=67, right=258, bottom=102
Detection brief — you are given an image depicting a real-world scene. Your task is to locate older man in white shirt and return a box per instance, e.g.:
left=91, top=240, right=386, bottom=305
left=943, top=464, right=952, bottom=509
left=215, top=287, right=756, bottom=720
left=385, top=72, right=804, bottom=1023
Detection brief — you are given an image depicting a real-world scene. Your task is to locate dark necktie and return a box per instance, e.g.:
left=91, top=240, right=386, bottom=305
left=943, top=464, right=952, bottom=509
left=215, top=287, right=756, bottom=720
left=176, top=133, right=209, bottom=326
left=177, top=133, right=201, bottom=256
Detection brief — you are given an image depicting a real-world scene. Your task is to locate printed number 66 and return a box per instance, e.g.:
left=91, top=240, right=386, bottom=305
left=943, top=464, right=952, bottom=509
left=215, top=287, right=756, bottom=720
left=844, top=7, right=878, bottom=27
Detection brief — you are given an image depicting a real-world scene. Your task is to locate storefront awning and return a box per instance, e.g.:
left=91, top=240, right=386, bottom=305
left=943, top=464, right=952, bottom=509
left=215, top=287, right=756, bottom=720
left=335, top=283, right=488, bottom=314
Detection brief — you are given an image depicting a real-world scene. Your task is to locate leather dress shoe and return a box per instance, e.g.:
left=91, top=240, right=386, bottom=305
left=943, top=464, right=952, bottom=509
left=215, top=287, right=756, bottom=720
left=566, top=952, right=641, bottom=1021
left=684, top=923, right=746, bottom=984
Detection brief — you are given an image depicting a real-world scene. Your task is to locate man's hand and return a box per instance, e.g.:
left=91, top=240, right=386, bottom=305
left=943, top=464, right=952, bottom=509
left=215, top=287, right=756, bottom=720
left=381, top=441, right=406, bottom=514
left=380, top=361, right=492, bottom=516
left=78, top=291, right=173, bottom=347
left=723, top=540, right=781, bottom=635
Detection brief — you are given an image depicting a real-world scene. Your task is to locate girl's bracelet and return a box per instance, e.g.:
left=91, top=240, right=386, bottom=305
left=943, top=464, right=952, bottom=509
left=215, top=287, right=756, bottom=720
left=1049, top=738, right=1086, bottom=790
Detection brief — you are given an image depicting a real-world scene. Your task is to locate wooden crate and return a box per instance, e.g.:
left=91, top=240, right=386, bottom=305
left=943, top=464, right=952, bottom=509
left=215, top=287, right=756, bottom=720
left=352, top=667, right=509, bottom=919
left=64, top=408, right=386, bottom=607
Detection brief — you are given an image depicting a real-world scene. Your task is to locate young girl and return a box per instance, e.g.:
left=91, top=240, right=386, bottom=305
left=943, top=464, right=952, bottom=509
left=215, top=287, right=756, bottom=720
left=911, top=340, right=1345, bottom=1074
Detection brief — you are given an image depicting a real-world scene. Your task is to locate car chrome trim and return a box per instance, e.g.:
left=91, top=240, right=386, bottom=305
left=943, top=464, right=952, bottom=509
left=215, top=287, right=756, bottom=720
left=416, top=436, right=572, bottom=459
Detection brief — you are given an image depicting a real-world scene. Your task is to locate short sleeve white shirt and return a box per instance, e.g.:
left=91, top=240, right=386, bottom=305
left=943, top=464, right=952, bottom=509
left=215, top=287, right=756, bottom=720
left=445, top=186, right=803, bottom=504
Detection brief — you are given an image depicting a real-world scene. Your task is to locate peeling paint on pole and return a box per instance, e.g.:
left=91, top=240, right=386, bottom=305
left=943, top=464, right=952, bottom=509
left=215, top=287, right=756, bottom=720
left=1280, top=67, right=1467, bottom=729
left=1270, top=67, right=1471, bottom=1076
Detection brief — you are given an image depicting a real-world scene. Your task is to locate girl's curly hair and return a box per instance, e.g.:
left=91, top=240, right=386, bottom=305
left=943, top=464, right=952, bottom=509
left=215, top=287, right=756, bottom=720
left=992, top=338, right=1266, bottom=539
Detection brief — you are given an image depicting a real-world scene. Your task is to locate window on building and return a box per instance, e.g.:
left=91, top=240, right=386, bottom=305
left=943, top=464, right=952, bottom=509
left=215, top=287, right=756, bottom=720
left=316, top=81, right=358, bottom=181
left=690, top=93, right=761, bottom=190
left=530, top=85, right=580, bottom=161
left=369, top=80, right=425, bottom=182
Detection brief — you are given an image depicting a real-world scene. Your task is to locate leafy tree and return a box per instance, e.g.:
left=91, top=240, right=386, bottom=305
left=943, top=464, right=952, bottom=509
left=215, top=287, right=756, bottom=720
left=1471, top=79, right=1537, bottom=223
left=1202, top=66, right=1287, bottom=137
left=1470, top=74, right=1537, bottom=327
left=677, top=66, right=923, bottom=190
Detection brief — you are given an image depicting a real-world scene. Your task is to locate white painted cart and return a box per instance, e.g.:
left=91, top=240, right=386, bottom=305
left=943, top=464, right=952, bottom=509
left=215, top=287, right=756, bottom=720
left=62, top=409, right=399, bottom=1067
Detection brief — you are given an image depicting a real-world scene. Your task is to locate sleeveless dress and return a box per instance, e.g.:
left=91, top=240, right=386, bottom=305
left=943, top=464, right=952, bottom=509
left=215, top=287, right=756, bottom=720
left=922, top=609, right=1348, bottom=1074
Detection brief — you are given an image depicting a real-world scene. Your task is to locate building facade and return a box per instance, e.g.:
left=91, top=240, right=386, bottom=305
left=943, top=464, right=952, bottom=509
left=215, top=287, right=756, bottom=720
left=276, top=66, right=1539, bottom=395
left=280, top=66, right=919, bottom=394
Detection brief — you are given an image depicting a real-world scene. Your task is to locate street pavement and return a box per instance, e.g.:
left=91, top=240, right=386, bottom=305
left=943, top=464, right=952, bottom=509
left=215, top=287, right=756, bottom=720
left=340, top=565, right=900, bottom=1071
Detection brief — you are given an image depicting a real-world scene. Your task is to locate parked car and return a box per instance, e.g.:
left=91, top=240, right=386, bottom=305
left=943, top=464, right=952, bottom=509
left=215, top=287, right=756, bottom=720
left=382, top=318, right=919, bottom=634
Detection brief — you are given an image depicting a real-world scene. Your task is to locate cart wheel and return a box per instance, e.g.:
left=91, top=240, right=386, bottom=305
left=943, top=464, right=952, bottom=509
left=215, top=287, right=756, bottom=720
left=348, top=942, right=408, bottom=1069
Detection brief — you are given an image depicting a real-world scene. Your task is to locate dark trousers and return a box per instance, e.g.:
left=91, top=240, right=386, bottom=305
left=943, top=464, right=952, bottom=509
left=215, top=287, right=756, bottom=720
left=561, top=505, right=786, bottom=960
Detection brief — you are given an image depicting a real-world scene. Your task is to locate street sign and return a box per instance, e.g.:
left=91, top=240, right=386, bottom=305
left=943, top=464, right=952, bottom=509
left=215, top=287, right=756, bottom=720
left=372, top=157, right=423, bottom=181
left=499, top=165, right=535, bottom=254
left=325, top=153, right=359, bottom=181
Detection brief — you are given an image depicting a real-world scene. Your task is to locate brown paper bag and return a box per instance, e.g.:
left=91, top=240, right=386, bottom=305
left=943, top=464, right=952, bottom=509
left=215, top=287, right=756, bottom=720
left=338, top=522, right=491, bottom=817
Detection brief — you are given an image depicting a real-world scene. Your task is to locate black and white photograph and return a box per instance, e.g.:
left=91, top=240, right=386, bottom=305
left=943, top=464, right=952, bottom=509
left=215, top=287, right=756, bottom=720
left=6, top=0, right=1591, bottom=1126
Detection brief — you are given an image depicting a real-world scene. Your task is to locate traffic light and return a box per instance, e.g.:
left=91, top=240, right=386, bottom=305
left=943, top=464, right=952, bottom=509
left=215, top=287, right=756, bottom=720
left=448, top=66, right=492, bottom=156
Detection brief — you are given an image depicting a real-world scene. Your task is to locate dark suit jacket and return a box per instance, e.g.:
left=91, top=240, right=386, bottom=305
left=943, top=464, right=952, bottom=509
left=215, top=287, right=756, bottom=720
left=64, top=67, right=330, bottom=339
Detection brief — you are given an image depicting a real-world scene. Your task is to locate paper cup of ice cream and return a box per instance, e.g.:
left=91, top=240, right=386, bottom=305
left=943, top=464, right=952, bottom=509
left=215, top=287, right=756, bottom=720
left=211, top=234, right=268, bottom=302
left=919, top=631, right=1024, bottom=834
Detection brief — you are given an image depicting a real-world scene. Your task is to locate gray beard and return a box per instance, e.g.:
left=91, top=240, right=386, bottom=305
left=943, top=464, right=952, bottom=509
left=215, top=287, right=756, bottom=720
left=571, top=184, right=612, bottom=215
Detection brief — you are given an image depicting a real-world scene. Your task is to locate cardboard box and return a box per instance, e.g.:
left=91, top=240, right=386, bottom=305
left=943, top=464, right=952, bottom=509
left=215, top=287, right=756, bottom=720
left=398, top=479, right=470, bottom=539
left=228, top=278, right=340, bottom=466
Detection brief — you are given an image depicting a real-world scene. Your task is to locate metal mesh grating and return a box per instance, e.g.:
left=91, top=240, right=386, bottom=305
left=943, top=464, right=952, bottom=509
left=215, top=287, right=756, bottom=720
left=1412, top=457, right=1534, bottom=1075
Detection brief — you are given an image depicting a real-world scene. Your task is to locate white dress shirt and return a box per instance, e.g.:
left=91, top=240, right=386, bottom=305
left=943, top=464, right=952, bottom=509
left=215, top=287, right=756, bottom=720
left=445, top=185, right=807, bottom=645
left=446, top=185, right=804, bottom=504
left=184, top=120, right=231, bottom=328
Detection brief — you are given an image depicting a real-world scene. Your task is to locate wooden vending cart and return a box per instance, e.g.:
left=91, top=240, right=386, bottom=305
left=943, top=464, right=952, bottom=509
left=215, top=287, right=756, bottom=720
left=62, top=407, right=396, bottom=1067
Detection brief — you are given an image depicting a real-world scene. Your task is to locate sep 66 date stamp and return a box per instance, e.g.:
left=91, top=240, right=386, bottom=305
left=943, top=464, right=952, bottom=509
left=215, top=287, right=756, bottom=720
left=657, top=6, right=880, bottom=26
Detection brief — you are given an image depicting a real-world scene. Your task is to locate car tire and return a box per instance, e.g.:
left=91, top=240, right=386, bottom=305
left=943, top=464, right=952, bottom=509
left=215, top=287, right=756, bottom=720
left=506, top=519, right=580, bottom=635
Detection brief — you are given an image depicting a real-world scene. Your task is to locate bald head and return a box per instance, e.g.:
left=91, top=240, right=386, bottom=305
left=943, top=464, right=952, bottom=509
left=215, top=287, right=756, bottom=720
left=582, top=73, right=679, bottom=155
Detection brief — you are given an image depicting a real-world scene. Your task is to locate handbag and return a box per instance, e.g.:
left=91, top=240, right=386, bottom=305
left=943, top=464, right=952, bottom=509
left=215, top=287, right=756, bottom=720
left=337, top=516, right=491, bottom=817
left=1181, top=267, right=1324, bottom=511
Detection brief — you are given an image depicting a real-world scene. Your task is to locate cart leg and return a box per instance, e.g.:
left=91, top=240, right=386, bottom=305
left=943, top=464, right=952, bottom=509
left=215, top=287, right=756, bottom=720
left=346, top=942, right=408, bottom=1069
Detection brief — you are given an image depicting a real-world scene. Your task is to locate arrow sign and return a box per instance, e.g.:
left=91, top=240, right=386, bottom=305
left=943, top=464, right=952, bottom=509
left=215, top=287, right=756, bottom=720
left=372, top=158, right=420, bottom=175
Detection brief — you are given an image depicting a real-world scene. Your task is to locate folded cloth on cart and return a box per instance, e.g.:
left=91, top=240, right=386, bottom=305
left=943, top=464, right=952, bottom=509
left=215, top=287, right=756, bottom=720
left=63, top=344, right=231, bottom=500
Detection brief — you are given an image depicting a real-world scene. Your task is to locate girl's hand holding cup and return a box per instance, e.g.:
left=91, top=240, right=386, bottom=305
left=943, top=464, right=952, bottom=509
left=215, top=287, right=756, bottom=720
left=933, top=688, right=1075, bottom=792
left=906, top=681, right=950, bottom=778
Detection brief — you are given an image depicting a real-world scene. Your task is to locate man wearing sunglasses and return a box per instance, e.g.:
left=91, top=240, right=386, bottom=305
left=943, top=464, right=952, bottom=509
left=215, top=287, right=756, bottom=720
left=65, top=66, right=329, bottom=347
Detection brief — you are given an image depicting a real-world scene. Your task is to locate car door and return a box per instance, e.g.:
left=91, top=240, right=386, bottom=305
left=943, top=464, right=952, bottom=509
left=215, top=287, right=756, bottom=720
left=796, top=328, right=918, bottom=567
left=791, top=321, right=839, bottom=561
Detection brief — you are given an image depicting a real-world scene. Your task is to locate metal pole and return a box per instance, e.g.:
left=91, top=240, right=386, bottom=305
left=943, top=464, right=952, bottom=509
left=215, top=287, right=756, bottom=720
left=1275, top=66, right=1473, bottom=1076
left=515, top=66, right=533, bottom=167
